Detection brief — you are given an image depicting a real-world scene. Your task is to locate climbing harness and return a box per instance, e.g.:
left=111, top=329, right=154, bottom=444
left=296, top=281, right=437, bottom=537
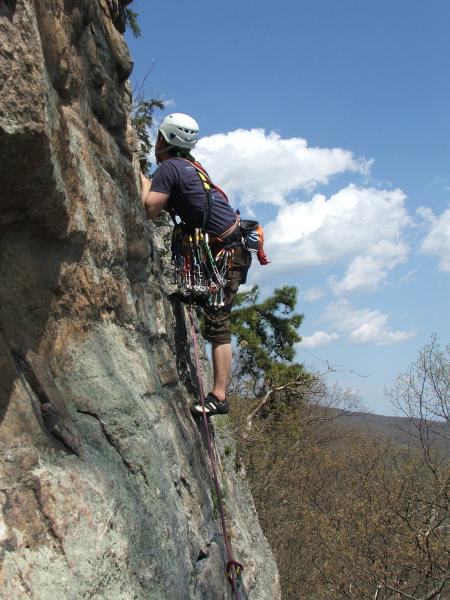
left=170, top=159, right=237, bottom=307
left=188, top=305, right=244, bottom=599
left=171, top=226, right=234, bottom=307
left=169, top=157, right=270, bottom=305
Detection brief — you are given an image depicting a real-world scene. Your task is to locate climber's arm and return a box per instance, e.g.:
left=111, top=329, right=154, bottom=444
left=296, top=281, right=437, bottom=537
left=140, top=173, right=169, bottom=219
left=143, top=191, right=169, bottom=219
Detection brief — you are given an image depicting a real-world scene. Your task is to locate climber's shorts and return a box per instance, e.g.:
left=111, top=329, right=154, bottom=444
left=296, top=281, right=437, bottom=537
left=203, top=244, right=251, bottom=344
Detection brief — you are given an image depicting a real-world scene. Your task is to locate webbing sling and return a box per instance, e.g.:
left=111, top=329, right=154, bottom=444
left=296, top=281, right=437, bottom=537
left=188, top=305, right=243, bottom=599
left=170, top=159, right=238, bottom=307
left=183, top=158, right=229, bottom=202
left=182, top=159, right=230, bottom=231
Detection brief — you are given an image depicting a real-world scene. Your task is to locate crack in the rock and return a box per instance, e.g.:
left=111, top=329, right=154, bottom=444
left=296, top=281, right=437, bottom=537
left=195, top=548, right=208, bottom=562
left=13, top=356, right=80, bottom=456
left=17, top=570, right=33, bottom=599
left=31, top=484, right=67, bottom=559
left=76, top=409, right=139, bottom=477
left=180, top=476, right=193, bottom=497
left=138, top=465, right=149, bottom=487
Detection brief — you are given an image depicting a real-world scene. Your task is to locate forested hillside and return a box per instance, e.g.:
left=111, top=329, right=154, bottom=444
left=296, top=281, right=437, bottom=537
left=338, top=410, right=450, bottom=455
left=228, top=333, right=450, bottom=599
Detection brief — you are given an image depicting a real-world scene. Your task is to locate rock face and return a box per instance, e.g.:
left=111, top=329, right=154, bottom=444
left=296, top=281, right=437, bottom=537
left=0, top=2, right=280, bottom=599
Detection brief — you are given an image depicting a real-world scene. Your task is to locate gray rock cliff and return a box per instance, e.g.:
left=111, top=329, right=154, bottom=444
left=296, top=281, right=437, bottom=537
left=0, top=1, right=280, bottom=598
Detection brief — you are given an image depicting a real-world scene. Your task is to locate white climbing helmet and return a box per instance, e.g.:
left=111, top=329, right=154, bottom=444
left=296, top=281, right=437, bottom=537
left=158, top=113, right=199, bottom=149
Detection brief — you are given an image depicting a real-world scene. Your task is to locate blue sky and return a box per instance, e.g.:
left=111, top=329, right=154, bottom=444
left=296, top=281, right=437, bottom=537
left=127, top=0, right=450, bottom=415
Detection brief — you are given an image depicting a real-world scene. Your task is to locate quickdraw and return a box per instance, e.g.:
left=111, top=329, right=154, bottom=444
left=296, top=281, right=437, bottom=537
left=226, top=559, right=244, bottom=589
left=171, top=225, right=234, bottom=307
left=168, top=158, right=240, bottom=306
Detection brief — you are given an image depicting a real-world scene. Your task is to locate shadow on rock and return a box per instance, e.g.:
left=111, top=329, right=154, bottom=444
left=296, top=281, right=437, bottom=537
left=0, top=0, right=17, bottom=21
left=0, top=223, right=83, bottom=455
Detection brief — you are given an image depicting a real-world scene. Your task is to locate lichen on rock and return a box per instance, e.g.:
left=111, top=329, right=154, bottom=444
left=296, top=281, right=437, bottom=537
left=0, top=1, right=280, bottom=598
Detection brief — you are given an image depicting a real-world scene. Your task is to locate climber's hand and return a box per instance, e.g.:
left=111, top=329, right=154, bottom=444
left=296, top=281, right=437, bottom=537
left=140, top=172, right=168, bottom=219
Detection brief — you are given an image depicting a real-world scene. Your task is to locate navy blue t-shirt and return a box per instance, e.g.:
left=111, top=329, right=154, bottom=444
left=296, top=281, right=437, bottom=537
left=151, top=157, right=237, bottom=236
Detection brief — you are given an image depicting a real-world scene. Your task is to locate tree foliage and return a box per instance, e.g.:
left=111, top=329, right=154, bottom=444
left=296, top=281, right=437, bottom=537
left=230, top=284, right=305, bottom=391
left=388, top=334, right=450, bottom=436
left=125, top=8, right=141, bottom=38
left=131, top=87, right=164, bottom=176
left=297, top=436, right=450, bottom=600
left=228, top=337, right=450, bottom=599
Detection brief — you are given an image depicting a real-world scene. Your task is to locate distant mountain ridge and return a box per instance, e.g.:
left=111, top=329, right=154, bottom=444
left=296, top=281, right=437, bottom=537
left=337, top=410, right=450, bottom=455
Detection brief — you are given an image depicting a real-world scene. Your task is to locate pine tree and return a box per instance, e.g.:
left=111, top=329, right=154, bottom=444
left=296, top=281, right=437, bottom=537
left=125, top=8, right=141, bottom=38
left=131, top=98, right=165, bottom=175
left=230, top=284, right=305, bottom=392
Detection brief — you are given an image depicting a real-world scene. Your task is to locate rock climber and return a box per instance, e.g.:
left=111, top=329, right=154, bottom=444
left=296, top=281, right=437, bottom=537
left=140, top=113, right=251, bottom=416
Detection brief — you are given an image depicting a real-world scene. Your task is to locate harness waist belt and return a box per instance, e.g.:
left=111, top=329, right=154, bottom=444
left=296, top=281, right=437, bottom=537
left=210, top=216, right=240, bottom=244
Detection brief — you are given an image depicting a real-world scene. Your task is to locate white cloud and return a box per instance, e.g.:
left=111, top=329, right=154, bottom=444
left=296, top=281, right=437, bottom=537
left=330, top=240, right=409, bottom=294
left=195, top=129, right=371, bottom=207
left=301, top=331, right=339, bottom=348
left=400, top=270, right=416, bottom=284
left=263, top=185, right=410, bottom=291
left=302, top=286, right=325, bottom=302
left=324, top=299, right=415, bottom=345
left=419, top=205, right=450, bottom=272
left=416, top=206, right=435, bottom=224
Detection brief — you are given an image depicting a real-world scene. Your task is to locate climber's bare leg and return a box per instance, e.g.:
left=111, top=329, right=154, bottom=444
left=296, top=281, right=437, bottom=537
left=211, top=342, right=232, bottom=402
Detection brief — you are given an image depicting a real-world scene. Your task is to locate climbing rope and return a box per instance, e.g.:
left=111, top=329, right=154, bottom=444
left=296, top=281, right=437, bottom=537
left=188, top=305, right=243, bottom=599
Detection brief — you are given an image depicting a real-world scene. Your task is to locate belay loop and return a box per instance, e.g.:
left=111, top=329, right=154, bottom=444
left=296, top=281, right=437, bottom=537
left=171, top=225, right=234, bottom=307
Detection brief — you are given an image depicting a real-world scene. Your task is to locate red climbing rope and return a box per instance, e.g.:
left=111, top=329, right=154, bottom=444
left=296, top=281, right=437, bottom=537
left=187, top=305, right=242, bottom=600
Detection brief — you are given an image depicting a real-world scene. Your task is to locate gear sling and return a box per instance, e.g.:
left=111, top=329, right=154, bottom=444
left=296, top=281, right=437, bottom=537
left=170, top=160, right=239, bottom=307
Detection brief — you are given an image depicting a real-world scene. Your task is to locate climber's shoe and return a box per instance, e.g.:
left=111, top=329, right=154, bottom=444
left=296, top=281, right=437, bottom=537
left=191, top=392, right=229, bottom=416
